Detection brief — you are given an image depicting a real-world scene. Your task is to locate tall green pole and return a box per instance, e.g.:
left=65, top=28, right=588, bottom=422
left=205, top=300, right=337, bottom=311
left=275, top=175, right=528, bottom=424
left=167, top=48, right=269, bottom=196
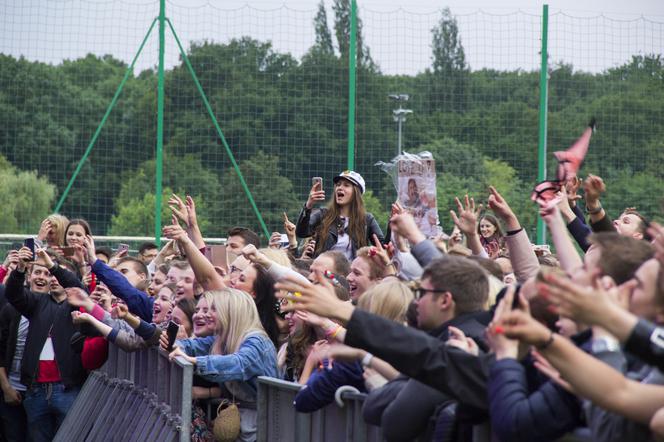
left=347, top=0, right=357, bottom=170
left=54, top=18, right=158, bottom=213
left=536, top=4, right=549, bottom=245
left=155, top=0, right=166, bottom=245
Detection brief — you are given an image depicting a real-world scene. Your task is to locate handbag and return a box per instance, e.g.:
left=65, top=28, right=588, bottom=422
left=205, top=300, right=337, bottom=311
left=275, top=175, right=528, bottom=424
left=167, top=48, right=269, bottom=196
left=212, top=399, right=241, bottom=442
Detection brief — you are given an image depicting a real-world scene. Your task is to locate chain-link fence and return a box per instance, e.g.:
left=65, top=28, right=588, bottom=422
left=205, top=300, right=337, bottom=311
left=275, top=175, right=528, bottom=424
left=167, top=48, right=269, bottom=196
left=1, top=1, right=662, bottom=242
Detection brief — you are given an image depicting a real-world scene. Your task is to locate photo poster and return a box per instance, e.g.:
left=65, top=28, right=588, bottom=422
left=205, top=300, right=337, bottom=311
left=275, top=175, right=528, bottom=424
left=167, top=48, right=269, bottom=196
left=397, top=157, right=441, bottom=238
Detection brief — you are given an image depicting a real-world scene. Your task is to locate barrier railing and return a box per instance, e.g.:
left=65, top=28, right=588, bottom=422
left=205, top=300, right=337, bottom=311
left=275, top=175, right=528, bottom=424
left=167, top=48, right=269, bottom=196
left=256, top=376, right=383, bottom=442
left=54, top=344, right=193, bottom=442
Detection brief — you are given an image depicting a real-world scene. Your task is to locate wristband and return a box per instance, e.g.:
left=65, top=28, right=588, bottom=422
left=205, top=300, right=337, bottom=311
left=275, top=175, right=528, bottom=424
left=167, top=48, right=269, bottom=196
left=325, top=324, right=341, bottom=339
left=585, top=202, right=602, bottom=215
left=536, top=330, right=555, bottom=350
left=361, top=352, right=374, bottom=368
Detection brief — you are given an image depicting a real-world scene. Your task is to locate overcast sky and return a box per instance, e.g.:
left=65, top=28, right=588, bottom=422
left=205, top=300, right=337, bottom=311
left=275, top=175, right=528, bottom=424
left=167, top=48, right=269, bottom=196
left=1, top=0, right=662, bottom=75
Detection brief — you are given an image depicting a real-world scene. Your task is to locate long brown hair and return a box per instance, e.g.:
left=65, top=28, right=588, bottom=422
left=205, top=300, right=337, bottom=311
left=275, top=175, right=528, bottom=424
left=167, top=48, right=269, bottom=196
left=315, top=180, right=367, bottom=256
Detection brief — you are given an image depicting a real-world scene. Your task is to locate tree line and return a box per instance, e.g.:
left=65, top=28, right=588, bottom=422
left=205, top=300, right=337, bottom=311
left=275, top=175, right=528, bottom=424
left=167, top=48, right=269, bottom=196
left=0, top=2, right=662, bottom=239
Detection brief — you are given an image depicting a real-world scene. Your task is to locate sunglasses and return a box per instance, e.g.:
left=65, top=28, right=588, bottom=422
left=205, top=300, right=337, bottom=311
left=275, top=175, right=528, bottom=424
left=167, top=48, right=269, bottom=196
left=414, top=287, right=447, bottom=300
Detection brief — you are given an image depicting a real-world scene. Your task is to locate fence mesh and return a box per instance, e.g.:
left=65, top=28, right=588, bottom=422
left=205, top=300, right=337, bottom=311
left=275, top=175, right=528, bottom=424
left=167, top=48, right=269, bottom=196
left=0, top=1, right=662, bottom=241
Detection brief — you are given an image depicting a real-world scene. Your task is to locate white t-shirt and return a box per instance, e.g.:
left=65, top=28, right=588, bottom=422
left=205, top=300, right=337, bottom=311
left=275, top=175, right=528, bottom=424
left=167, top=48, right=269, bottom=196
left=330, top=216, right=352, bottom=260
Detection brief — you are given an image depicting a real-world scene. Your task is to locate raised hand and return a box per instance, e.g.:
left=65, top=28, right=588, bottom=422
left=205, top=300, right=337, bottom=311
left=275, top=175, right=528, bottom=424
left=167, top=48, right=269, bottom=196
left=275, top=273, right=353, bottom=323
left=168, top=194, right=190, bottom=228
left=368, top=233, right=390, bottom=267
left=185, top=195, right=199, bottom=228
left=283, top=212, right=296, bottom=238
left=450, top=195, right=481, bottom=237
left=162, top=217, right=188, bottom=242
left=268, top=232, right=282, bottom=250
left=305, top=181, right=326, bottom=210
left=37, top=218, right=52, bottom=242
left=16, top=247, right=33, bottom=272
left=389, top=212, right=425, bottom=245
left=537, top=270, right=636, bottom=326
left=301, top=239, right=316, bottom=259
left=487, top=186, right=518, bottom=230
left=582, top=174, right=606, bottom=205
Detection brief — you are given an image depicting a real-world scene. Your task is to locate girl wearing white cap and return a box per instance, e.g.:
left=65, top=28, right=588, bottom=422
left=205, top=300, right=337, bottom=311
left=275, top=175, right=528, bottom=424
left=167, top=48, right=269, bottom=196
left=296, top=171, right=384, bottom=261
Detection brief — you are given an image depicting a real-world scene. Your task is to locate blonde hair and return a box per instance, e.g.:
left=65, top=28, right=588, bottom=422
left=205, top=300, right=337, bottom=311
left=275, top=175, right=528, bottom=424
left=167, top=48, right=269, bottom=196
left=357, top=280, right=414, bottom=323
left=355, top=247, right=385, bottom=280
left=260, top=248, right=291, bottom=268
left=47, top=214, right=69, bottom=247
left=207, top=288, right=267, bottom=355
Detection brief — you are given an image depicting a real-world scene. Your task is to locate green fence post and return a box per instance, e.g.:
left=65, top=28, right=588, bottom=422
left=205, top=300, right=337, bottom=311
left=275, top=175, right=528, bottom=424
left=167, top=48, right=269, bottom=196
left=54, top=18, right=158, bottom=213
left=537, top=4, right=549, bottom=245
left=347, top=0, right=357, bottom=171
left=165, top=18, right=270, bottom=239
left=155, top=0, right=166, bottom=246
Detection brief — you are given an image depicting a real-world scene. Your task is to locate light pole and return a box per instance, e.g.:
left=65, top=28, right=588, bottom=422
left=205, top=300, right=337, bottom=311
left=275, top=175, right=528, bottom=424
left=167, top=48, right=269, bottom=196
left=389, top=94, right=412, bottom=156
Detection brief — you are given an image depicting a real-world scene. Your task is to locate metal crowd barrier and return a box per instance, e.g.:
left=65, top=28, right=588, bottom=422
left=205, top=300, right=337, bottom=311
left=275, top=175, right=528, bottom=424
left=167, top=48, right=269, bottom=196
left=256, top=376, right=383, bottom=442
left=54, top=344, right=193, bottom=442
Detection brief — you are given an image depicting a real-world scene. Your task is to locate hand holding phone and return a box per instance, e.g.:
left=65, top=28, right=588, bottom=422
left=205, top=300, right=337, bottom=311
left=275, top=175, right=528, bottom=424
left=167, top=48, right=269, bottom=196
left=166, top=321, right=180, bottom=351
left=117, top=243, right=129, bottom=255
left=307, top=177, right=325, bottom=210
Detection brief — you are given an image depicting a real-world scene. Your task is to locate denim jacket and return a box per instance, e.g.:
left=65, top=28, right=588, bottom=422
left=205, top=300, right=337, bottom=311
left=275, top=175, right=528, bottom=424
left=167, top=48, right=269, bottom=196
left=176, top=332, right=278, bottom=402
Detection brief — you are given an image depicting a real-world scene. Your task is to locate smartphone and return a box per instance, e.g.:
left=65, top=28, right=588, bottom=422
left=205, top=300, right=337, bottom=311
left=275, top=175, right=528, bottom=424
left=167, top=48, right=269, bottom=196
left=117, top=243, right=129, bottom=254
left=312, top=176, right=323, bottom=189
left=23, top=238, right=36, bottom=261
left=166, top=321, right=179, bottom=351
left=10, top=242, right=22, bottom=251
left=532, top=244, right=551, bottom=256
left=205, top=245, right=228, bottom=272
left=279, top=234, right=289, bottom=248
left=61, top=246, right=76, bottom=257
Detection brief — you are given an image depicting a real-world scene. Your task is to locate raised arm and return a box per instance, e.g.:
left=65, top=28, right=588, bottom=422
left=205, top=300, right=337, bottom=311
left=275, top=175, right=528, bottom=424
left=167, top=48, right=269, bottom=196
left=163, top=219, right=225, bottom=291
left=488, top=186, right=539, bottom=282
left=85, top=236, right=154, bottom=322
left=500, top=308, right=664, bottom=425
left=538, top=197, right=583, bottom=273
left=450, top=195, right=484, bottom=256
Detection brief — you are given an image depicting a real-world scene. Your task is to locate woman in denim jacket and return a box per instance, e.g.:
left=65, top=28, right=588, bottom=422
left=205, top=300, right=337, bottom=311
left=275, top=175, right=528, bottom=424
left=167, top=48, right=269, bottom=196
left=169, top=288, right=278, bottom=442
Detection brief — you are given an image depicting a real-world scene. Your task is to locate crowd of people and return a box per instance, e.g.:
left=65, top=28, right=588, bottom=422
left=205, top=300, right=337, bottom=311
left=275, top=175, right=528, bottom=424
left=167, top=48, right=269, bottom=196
left=0, top=167, right=663, bottom=442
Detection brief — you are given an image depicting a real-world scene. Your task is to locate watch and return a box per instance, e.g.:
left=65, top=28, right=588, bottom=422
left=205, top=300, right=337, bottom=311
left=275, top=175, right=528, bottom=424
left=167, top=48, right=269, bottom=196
left=591, top=337, right=621, bottom=354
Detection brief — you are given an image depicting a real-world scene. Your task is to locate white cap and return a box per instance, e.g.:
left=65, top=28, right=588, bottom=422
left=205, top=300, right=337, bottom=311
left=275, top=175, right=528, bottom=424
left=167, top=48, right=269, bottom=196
left=333, top=170, right=366, bottom=194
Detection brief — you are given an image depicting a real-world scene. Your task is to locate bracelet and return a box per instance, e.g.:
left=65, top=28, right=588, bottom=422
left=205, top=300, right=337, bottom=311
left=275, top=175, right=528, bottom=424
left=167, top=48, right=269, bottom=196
left=325, top=324, right=341, bottom=339
left=536, top=330, right=555, bottom=350
left=585, top=202, right=602, bottom=215
left=361, top=352, right=374, bottom=368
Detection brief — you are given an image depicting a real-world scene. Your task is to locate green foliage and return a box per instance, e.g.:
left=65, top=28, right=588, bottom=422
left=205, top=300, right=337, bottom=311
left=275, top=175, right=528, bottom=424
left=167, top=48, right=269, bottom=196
left=0, top=18, right=661, bottom=240
left=0, top=156, right=56, bottom=233
left=218, top=151, right=301, bottom=238
left=114, top=154, right=218, bottom=234
left=109, top=188, right=173, bottom=237
left=363, top=190, right=389, bottom=232
left=313, top=1, right=334, bottom=55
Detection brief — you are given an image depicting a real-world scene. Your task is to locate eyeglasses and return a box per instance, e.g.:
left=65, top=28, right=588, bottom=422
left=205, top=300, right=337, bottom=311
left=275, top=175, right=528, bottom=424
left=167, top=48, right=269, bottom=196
left=414, top=287, right=447, bottom=300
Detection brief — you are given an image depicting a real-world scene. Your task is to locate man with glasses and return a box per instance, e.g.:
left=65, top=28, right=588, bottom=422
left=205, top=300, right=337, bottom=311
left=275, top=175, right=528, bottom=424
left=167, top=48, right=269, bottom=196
left=364, top=256, right=490, bottom=440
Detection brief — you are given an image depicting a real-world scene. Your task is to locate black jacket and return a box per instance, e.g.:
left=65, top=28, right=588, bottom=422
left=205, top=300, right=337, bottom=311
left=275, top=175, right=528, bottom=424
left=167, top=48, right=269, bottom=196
left=296, top=207, right=384, bottom=258
left=0, top=302, right=22, bottom=370
left=345, top=309, right=492, bottom=411
left=363, top=312, right=489, bottom=441
left=5, top=266, right=87, bottom=389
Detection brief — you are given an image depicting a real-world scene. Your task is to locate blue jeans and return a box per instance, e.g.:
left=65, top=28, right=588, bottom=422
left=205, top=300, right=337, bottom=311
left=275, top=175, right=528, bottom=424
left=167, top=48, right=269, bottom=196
left=0, top=391, right=28, bottom=442
left=22, top=383, right=80, bottom=442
